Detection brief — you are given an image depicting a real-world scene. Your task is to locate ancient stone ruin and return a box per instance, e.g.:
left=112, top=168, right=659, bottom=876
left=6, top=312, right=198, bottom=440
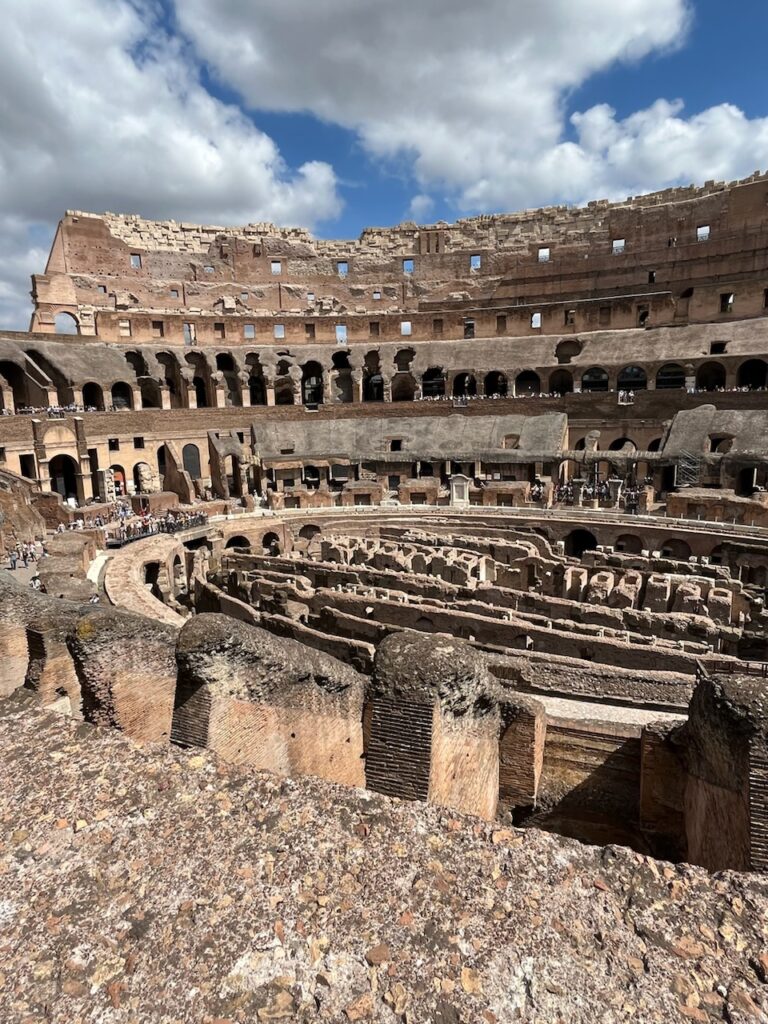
left=3, top=178, right=768, bottom=1020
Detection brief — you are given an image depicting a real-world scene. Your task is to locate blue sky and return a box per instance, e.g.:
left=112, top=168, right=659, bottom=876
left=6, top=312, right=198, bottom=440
left=1, top=0, right=768, bottom=325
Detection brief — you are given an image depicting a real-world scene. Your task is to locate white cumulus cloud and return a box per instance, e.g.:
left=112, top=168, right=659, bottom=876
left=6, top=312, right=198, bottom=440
left=0, top=0, right=342, bottom=328
left=175, top=0, right=768, bottom=212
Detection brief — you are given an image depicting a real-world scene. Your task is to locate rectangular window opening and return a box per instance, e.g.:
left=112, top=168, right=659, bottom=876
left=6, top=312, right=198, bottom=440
left=118, top=319, right=131, bottom=337
left=130, top=254, right=142, bottom=269
left=183, top=322, right=196, bottom=345
left=243, top=324, right=255, bottom=339
left=433, top=318, right=443, bottom=336
left=564, top=309, right=576, bottom=326
left=538, top=247, right=550, bottom=263
left=305, top=323, right=315, bottom=340
left=400, top=320, right=412, bottom=336
left=108, top=438, right=120, bottom=452
left=612, top=238, right=625, bottom=255
left=151, top=320, right=164, bottom=338
left=763, top=288, right=768, bottom=309
left=133, top=437, right=145, bottom=449
left=648, top=270, right=656, bottom=284
left=97, top=284, right=107, bottom=295
left=240, top=292, right=248, bottom=302
left=463, top=318, right=475, bottom=339
left=403, top=258, right=414, bottom=274
left=530, top=312, right=542, bottom=329
left=337, top=261, right=349, bottom=277
left=373, top=289, right=382, bottom=301
left=270, top=260, right=282, bottom=275
left=170, top=288, right=179, bottom=299
left=335, top=324, right=348, bottom=345
left=720, top=292, right=734, bottom=313
left=470, top=254, right=482, bottom=271
left=697, top=225, right=710, bottom=242
left=710, top=341, right=728, bottom=355
left=213, top=322, right=225, bottom=340
left=599, top=305, right=611, bottom=325
left=203, top=265, right=214, bottom=274
left=274, top=324, right=286, bottom=339
left=306, top=292, right=315, bottom=305
left=496, top=314, right=507, bottom=334
left=369, top=321, right=380, bottom=337
left=390, top=439, right=403, bottom=452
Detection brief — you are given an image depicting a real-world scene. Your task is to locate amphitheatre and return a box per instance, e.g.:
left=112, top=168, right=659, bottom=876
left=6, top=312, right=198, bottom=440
left=3, top=174, right=768, bottom=1021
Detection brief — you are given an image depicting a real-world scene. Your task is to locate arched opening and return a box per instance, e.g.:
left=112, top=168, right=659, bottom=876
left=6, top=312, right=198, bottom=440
left=299, top=524, right=321, bottom=543
left=331, top=351, right=353, bottom=403
left=737, top=359, right=768, bottom=390
left=609, top=437, right=637, bottom=451
left=394, top=348, right=415, bottom=373
left=617, top=365, right=647, bottom=391
left=262, top=531, right=281, bottom=555
left=133, top=461, right=153, bottom=494
left=182, top=444, right=202, bottom=479
left=453, top=372, right=477, bottom=398
left=302, top=361, right=324, bottom=406
left=48, top=454, right=79, bottom=502
left=564, top=528, right=597, bottom=558
left=515, top=370, right=540, bottom=395
left=581, top=367, right=609, bottom=392
left=140, top=379, right=162, bottom=409
left=225, top=535, right=251, bottom=550
left=549, top=369, right=573, bottom=394
left=25, top=350, right=69, bottom=404
left=157, top=444, right=168, bottom=480
left=555, top=338, right=582, bottom=364
left=157, top=352, right=184, bottom=408
left=249, top=374, right=266, bottom=405
left=110, top=464, right=127, bottom=497
left=573, top=437, right=588, bottom=451
left=647, top=438, right=663, bottom=452
left=656, top=363, right=686, bottom=390
left=0, top=361, right=29, bottom=409
left=661, top=538, right=692, bottom=561
left=363, top=372, right=384, bottom=402
left=484, top=371, right=508, bottom=397
left=54, top=312, right=79, bottom=335
left=111, top=381, right=133, bottom=410
left=737, top=467, right=756, bottom=497
left=391, top=373, right=416, bottom=402
left=303, top=465, right=321, bottom=490
left=422, top=367, right=446, bottom=399
left=216, top=353, right=243, bottom=407
left=709, top=544, right=726, bottom=566
left=125, top=351, right=149, bottom=378
left=144, top=563, right=163, bottom=601
left=696, top=361, right=726, bottom=391
left=82, top=381, right=104, bottom=411
left=415, top=616, right=436, bottom=633
left=193, top=377, right=208, bottom=408
left=614, top=534, right=644, bottom=554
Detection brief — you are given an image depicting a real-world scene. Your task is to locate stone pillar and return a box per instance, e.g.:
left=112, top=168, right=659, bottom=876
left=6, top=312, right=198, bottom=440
left=160, top=385, right=172, bottom=410
left=265, top=380, right=276, bottom=407
left=214, top=384, right=227, bottom=409
left=608, top=478, right=623, bottom=507
left=382, top=373, right=393, bottom=403
left=366, top=632, right=502, bottom=820
left=239, top=373, right=251, bottom=408
left=130, top=385, right=142, bottom=411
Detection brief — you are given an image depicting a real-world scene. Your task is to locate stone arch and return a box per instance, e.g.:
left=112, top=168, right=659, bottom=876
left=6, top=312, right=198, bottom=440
left=737, top=358, right=768, bottom=390
left=656, top=363, right=685, bottom=389
left=614, top=534, right=644, bottom=554
left=515, top=370, right=540, bottom=395
left=452, top=372, right=477, bottom=398
left=661, top=537, right=692, bottom=561
left=125, top=350, right=150, bottom=378
left=140, top=379, right=162, bottom=409
left=331, top=351, right=353, bottom=403
left=82, top=381, right=105, bottom=410
left=696, top=361, right=726, bottom=391
left=647, top=437, right=663, bottom=452
left=48, top=453, right=80, bottom=502
left=156, top=352, right=185, bottom=408
left=262, top=531, right=281, bottom=555
left=299, top=524, right=321, bottom=543
left=182, top=444, right=202, bottom=479
left=302, top=361, right=324, bottom=405
left=225, top=535, right=251, bottom=550
left=363, top=351, right=383, bottom=402
left=157, top=443, right=168, bottom=479
left=391, top=373, right=416, bottom=402
left=581, top=366, right=609, bottom=392
left=0, top=360, right=30, bottom=409
left=216, top=352, right=242, bottom=407
left=111, top=381, right=134, bottom=410
left=422, top=367, right=446, bottom=398
left=484, top=371, right=508, bottom=397
left=133, top=461, right=153, bottom=493
left=54, top=311, right=79, bottom=335
left=617, top=365, right=647, bottom=390
left=564, top=528, right=597, bottom=558
left=394, top=348, right=415, bottom=372
left=110, top=464, right=127, bottom=496
left=549, top=369, right=573, bottom=393
left=555, top=338, right=582, bottom=364
left=608, top=437, right=637, bottom=451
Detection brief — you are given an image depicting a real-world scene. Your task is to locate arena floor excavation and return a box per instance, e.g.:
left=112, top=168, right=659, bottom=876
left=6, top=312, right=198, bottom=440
left=3, top=176, right=768, bottom=1021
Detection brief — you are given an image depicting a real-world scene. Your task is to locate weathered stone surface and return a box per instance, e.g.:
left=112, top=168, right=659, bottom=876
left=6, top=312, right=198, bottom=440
left=1, top=692, right=768, bottom=1024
